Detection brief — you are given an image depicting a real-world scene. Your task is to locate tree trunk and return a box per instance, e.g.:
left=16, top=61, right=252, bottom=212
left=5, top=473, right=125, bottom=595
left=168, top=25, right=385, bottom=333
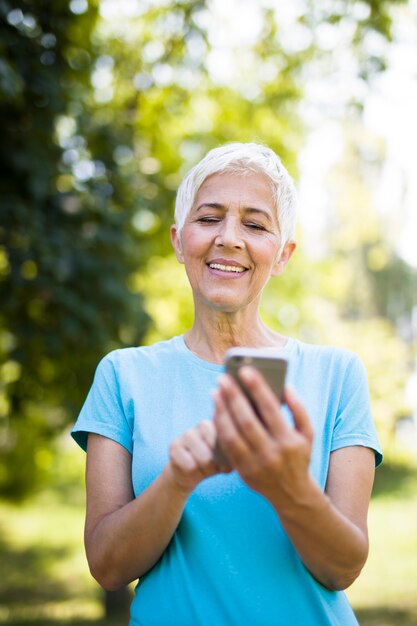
left=104, top=586, right=132, bottom=620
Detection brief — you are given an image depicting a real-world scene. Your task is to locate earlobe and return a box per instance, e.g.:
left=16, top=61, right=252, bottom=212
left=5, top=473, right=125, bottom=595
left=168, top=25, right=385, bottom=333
left=271, top=241, right=296, bottom=276
left=170, top=224, right=184, bottom=263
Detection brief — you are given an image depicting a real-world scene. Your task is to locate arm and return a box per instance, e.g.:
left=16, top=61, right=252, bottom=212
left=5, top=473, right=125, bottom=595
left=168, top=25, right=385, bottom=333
left=273, top=444, right=374, bottom=590
left=213, top=368, right=375, bottom=591
left=84, top=421, right=226, bottom=591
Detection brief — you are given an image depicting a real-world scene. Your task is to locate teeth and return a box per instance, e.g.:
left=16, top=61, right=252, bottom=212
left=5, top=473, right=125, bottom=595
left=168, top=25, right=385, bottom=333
left=209, top=263, right=246, bottom=273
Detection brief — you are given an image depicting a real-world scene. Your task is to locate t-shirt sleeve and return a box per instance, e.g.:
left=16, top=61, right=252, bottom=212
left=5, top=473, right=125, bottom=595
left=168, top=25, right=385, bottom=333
left=71, top=351, right=133, bottom=454
left=331, top=354, right=383, bottom=467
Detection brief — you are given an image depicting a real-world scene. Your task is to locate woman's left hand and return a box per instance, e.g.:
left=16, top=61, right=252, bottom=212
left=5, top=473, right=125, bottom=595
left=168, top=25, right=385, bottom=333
left=214, top=367, right=375, bottom=591
left=213, top=366, right=314, bottom=504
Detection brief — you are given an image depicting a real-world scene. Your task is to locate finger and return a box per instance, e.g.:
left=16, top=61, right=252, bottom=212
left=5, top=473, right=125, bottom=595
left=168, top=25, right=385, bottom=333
left=218, top=374, right=269, bottom=450
left=284, top=387, right=314, bottom=442
left=237, top=366, right=288, bottom=437
left=197, top=419, right=217, bottom=448
left=213, top=388, right=252, bottom=464
left=183, top=428, right=214, bottom=466
left=198, top=418, right=232, bottom=471
left=170, top=441, right=198, bottom=473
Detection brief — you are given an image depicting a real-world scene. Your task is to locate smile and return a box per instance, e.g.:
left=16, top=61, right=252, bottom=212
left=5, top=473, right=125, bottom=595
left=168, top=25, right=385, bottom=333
left=208, top=263, right=246, bottom=273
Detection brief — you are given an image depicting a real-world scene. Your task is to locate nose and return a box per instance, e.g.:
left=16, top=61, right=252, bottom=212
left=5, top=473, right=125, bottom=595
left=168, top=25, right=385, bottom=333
left=214, top=217, right=244, bottom=249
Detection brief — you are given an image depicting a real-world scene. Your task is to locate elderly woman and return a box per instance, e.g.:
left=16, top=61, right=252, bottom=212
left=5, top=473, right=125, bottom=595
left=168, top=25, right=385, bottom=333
left=72, top=143, right=382, bottom=626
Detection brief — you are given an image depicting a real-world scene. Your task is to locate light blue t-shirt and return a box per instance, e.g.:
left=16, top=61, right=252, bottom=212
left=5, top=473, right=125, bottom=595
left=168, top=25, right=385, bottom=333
left=72, top=335, right=382, bottom=626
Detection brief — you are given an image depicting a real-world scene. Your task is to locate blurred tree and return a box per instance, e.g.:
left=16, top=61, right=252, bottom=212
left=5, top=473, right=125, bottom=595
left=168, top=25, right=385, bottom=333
left=0, top=0, right=411, bottom=498
left=1, top=0, right=412, bottom=620
left=0, top=1, right=149, bottom=499
left=317, top=124, right=416, bottom=449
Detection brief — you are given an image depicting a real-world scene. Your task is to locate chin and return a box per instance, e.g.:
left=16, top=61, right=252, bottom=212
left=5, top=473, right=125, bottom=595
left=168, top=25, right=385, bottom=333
left=196, top=287, right=258, bottom=314
left=205, top=296, right=250, bottom=314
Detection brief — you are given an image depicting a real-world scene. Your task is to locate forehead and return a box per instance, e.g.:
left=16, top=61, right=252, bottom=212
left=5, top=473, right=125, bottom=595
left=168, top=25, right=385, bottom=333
left=193, top=171, right=275, bottom=212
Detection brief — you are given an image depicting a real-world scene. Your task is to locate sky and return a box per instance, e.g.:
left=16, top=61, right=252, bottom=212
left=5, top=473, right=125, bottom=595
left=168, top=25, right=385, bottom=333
left=363, top=31, right=417, bottom=267
left=298, top=0, right=417, bottom=266
left=190, top=0, right=417, bottom=266
left=97, top=0, right=417, bottom=266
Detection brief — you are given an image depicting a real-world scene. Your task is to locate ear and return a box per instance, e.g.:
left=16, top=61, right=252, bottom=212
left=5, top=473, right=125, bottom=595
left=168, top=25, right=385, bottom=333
left=271, top=240, right=296, bottom=277
left=170, top=224, right=184, bottom=264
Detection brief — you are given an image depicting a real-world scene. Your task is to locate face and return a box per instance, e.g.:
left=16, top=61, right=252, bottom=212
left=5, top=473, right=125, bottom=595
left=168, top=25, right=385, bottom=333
left=171, top=171, right=295, bottom=313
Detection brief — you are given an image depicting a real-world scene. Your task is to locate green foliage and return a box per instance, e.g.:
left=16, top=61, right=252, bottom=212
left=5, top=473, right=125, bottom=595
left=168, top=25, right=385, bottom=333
left=317, top=126, right=416, bottom=450
left=131, top=254, right=194, bottom=345
left=0, top=0, right=414, bottom=499
left=0, top=1, right=149, bottom=499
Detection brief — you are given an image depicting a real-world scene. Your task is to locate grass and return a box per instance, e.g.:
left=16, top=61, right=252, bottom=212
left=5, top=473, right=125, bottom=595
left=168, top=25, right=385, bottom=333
left=0, top=448, right=416, bottom=626
left=346, top=458, right=417, bottom=625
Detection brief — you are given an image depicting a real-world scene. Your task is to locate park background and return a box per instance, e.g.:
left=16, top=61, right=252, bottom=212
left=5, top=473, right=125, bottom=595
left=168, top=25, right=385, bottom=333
left=1, top=0, right=417, bottom=624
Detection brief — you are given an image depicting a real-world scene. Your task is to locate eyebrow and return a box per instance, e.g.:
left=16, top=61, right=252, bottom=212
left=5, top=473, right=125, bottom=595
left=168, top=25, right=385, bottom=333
left=195, top=203, right=273, bottom=221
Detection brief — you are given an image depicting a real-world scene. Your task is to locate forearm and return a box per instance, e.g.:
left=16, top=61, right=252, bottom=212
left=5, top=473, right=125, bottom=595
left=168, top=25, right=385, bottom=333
left=268, top=476, right=369, bottom=590
left=86, top=466, right=189, bottom=590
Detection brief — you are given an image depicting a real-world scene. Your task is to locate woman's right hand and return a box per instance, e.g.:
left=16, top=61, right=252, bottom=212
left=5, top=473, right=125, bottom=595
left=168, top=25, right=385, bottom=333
left=167, top=420, right=230, bottom=495
left=85, top=426, right=228, bottom=590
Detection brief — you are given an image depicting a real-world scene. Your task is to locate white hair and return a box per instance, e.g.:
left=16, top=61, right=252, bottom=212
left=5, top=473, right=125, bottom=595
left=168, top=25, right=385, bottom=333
left=174, top=142, right=297, bottom=244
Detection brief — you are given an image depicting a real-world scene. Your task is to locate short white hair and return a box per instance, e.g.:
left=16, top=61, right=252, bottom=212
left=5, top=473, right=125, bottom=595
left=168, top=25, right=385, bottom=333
left=174, top=142, right=297, bottom=244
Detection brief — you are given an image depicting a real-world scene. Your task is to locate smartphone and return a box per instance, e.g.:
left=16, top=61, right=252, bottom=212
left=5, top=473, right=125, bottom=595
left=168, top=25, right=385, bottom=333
left=212, top=348, right=288, bottom=465
left=225, top=348, right=288, bottom=406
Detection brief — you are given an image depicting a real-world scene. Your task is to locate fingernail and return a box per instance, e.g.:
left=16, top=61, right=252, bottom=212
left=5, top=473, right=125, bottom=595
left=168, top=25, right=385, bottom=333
left=218, top=375, right=230, bottom=389
left=238, top=365, right=254, bottom=381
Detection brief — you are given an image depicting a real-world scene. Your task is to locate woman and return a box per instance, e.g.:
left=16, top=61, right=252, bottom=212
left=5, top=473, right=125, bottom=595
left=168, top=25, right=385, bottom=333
left=72, top=142, right=382, bottom=626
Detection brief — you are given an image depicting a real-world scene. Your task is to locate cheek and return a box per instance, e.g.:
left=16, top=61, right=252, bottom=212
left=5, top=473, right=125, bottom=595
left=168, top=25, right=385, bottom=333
left=182, top=233, right=213, bottom=267
left=253, top=241, right=280, bottom=269
left=181, top=238, right=205, bottom=274
left=182, top=230, right=204, bottom=252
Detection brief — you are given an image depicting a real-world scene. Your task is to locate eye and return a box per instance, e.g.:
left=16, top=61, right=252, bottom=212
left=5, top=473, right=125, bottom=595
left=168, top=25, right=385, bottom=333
left=245, top=222, right=267, bottom=231
left=197, top=216, right=221, bottom=224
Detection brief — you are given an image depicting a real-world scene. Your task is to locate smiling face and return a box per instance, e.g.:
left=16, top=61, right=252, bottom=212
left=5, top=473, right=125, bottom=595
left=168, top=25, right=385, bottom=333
left=171, top=171, right=295, bottom=314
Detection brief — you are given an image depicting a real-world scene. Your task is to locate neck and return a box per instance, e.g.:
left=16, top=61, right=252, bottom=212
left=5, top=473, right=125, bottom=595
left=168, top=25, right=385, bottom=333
left=184, top=301, right=286, bottom=364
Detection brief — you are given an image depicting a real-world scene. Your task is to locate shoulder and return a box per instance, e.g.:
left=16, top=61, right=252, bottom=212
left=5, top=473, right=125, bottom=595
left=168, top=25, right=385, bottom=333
left=96, top=336, right=183, bottom=379
left=291, top=338, right=361, bottom=366
left=289, top=339, right=367, bottom=386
